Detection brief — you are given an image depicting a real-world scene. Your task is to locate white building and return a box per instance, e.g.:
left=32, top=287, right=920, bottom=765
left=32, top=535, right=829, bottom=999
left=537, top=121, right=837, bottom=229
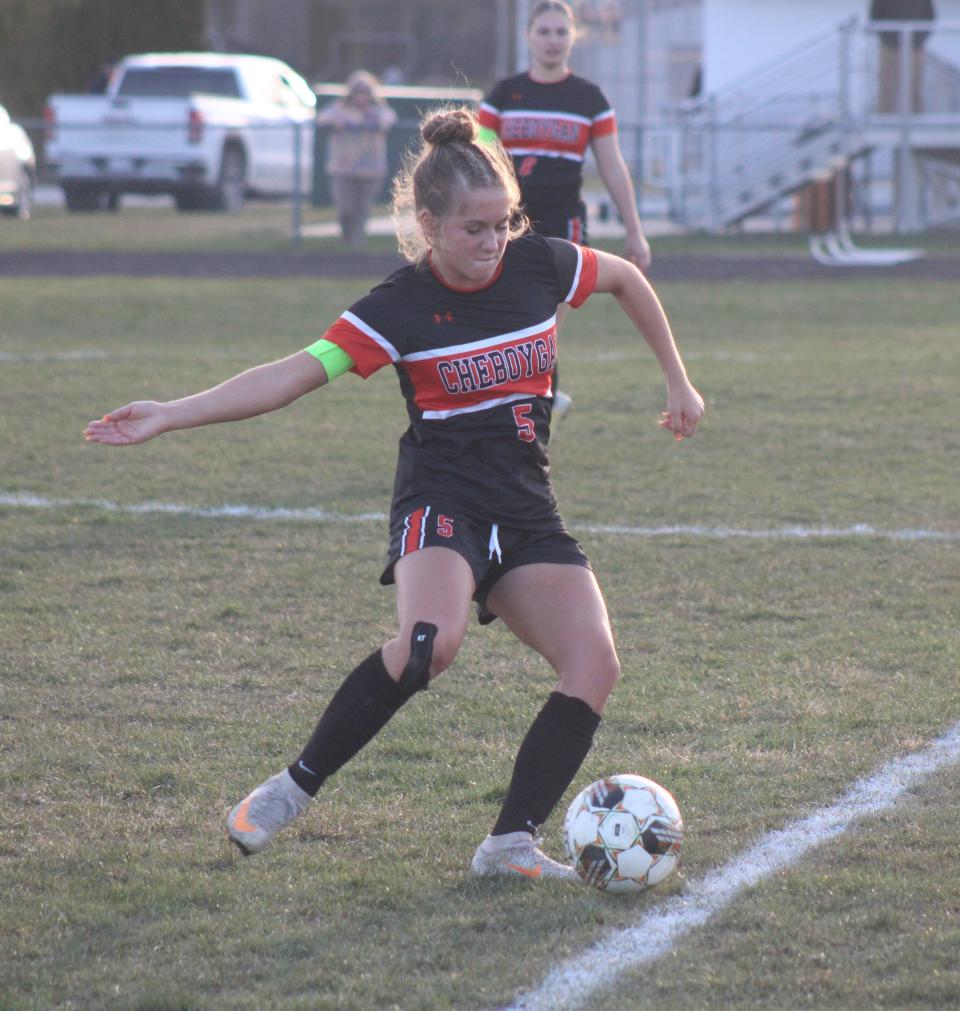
left=703, top=0, right=960, bottom=93
left=516, top=0, right=960, bottom=232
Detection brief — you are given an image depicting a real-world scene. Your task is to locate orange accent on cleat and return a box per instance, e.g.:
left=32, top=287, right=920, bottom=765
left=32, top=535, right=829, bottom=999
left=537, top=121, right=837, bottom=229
left=231, top=795, right=257, bottom=834
left=505, top=863, right=543, bottom=879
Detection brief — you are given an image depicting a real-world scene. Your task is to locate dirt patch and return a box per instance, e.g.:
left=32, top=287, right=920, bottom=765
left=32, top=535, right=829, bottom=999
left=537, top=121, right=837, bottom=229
left=2, top=249, right=958, bottom=282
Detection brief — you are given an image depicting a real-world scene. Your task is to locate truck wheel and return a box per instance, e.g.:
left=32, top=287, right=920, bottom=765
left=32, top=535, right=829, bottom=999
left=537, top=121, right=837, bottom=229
left=63, top=183, right=116, bottom=213
left=211, top=146, right=246, bottom=212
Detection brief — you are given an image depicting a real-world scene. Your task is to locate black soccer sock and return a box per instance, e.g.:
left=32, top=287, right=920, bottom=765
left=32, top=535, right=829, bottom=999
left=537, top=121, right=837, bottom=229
left=491, top=690, right=601, bottom=837
left=288, top=649, right=419, bottom=796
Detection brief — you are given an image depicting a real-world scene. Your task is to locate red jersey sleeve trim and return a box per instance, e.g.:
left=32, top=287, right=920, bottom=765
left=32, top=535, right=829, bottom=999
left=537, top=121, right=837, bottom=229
left=591, top=109, right=617, bottom=138
left=323, top=313, right=397, bottom=379
left=566, top=246, right=598, bottom=308
left=478, top=104, right=501, bottom=131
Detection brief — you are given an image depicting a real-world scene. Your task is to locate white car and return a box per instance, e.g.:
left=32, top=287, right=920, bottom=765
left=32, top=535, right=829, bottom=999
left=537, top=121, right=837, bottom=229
left=0, top=102, right=35, bottom=220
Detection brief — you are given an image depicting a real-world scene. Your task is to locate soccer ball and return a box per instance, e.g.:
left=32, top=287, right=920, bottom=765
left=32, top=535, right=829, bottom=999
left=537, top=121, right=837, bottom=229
left=564, top=774, right=683, bottom=894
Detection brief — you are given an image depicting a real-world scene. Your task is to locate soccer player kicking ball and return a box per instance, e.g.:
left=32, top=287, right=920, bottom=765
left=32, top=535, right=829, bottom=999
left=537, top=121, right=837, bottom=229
left=84, top=107, right=703, bottom=881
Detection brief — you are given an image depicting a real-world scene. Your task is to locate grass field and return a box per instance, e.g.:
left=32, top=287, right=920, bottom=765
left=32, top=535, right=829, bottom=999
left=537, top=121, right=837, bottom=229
left=1, top=255, right=958, bottom=1009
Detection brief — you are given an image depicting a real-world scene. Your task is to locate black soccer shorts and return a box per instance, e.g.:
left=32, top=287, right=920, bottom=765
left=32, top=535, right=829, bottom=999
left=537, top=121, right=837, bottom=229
left=526, top=199, right=589, bottom=245
left=380, top=503, right=591, bottom=624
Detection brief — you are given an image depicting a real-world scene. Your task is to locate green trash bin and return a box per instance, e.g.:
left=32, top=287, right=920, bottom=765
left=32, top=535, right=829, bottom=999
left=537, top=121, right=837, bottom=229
left=311, top=83, right=482, bottom=207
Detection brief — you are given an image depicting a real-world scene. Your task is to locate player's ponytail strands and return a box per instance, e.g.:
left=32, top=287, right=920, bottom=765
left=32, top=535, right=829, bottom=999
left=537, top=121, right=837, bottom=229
left=391, top=106, right=528, bottom=265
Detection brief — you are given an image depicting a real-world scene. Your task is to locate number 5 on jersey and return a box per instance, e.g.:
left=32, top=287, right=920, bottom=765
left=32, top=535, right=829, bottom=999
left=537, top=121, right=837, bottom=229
left=512, top=403, right=536, bottom=442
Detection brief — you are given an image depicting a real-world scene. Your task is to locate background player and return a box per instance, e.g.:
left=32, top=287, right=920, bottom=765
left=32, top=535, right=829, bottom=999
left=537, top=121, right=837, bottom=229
left=479, top=0, right=650, bottom=270
left=479, top=0, right=651, bottom=419
left=84, top=107, right=703, bottom=881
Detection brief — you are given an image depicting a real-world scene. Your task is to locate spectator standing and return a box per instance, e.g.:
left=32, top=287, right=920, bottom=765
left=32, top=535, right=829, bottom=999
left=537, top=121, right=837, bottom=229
left=871, top=0, right=937, bottom=113
left=88, top=61, right=114, bottom=94
left=317, top=70, right=397, bottom=247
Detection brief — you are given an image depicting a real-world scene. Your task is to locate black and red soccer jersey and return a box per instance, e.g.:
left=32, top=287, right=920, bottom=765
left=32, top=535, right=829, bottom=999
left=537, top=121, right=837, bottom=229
left=479, top=72, right=616, bottom=222
left=320, top=233, right=598, bottom=528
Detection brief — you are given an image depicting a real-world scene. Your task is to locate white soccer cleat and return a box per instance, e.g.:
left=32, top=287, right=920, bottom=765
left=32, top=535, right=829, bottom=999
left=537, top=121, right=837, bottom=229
left=552, top=389, right=573, bottom=422
left=470, top=831, right=579, bottom=881
left=226, top=769, right=311, bottom=855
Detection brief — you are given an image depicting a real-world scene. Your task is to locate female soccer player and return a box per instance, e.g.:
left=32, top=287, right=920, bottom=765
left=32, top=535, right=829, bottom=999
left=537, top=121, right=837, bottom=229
left=84, top=107, right=703, bottom=881
left=479, top=0, right=651, bottom=419
left=479, top=0, right=650, bottom=270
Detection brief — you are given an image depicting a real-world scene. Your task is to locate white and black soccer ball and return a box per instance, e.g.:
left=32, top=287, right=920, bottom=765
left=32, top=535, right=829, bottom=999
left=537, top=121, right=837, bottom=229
left=564, top=774, right=683, bottom=894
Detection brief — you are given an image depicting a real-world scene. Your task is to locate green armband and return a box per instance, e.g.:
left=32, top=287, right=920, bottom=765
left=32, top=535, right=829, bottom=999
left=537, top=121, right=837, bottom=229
left=304, top=338, right=355, bottom=381
left=477, top=125, right=500, bottom=148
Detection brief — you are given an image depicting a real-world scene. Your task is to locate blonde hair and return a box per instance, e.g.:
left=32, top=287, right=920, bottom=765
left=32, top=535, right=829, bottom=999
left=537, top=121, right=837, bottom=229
left=527, top=0, right=575, bottom=29
left=391, top=106, right=528, bottom=264
left=344, top=69, right=381, bottom=104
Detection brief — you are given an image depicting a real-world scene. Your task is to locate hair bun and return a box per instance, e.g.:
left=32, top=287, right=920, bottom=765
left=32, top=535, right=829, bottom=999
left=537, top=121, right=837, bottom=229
left=421, top=108, right=477, bottom=147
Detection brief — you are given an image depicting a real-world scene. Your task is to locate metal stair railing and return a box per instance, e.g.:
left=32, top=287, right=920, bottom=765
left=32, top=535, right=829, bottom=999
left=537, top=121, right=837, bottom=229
left=923, top=51, right=960, bottom=114
left=920, top=153, right=960, bottom=226
left=673, top=19, right=859, bottom=230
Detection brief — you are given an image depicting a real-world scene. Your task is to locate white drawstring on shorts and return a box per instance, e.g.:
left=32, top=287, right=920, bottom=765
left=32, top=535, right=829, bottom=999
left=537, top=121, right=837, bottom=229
left=488, top=522, right=502, bottom=564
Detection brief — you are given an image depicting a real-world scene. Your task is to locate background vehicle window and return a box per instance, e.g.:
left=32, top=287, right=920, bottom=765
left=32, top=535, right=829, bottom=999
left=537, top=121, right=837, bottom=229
left=117, top=68, right=242, bottom=98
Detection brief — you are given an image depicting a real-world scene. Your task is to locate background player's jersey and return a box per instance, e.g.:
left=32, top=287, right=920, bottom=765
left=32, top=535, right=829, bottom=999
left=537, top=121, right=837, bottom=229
left=320, top=234, right=598, bottom=527
left=479, top=72, right=615, bottom=220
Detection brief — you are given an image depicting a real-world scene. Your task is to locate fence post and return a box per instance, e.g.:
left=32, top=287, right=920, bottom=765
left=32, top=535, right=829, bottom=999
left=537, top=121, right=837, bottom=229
left=708, top=95, right=721, bottom=231
left=838, top=17, right=853, bottom=125
left=635, top=122, right=644, bottom=223
left=896, top=24, right=916, bottom=232
left=291, top=120, right=303, bottom=248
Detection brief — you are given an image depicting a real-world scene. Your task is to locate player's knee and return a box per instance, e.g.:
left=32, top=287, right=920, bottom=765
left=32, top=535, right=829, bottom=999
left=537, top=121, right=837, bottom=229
left=397, top=621, right=461, bottom=690
left=557, top=643, right=619, bottom=709
left=587, top=644, right=621, bottom=702
left=425, top=626, right=462, bottom=677
left=596, top=653, right=621, bottom=700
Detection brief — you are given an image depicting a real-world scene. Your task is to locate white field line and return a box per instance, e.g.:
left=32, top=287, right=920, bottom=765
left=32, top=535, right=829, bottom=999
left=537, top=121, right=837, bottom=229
left=505, top=721, right=960, bottom=1011
left=0, top=350, right=111, bottom=362
left=1, top=491, right=960, bottom=541
left=577, top=521, right=960, bottom=542
left=0, top=492, right=385, bottom=524
left=2, top=492, right=959, bottom=543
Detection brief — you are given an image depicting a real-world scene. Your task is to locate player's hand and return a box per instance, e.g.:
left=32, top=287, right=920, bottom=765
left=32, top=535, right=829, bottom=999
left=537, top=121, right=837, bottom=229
left=659, top=383, right=704, bottom=441
left=625, top=234, right=651, bottom=273
left=83, top=401, right=169, bottom=446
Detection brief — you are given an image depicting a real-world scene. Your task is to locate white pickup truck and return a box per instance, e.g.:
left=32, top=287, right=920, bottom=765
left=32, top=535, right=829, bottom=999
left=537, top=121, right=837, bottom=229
left=45, top=52, right=316, bottom=212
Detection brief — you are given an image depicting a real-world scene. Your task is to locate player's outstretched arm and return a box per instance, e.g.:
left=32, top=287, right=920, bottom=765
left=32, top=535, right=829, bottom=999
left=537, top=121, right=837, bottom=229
left=84, top=350, right=329, bottom=446
left=592, top=248, right=704, bottom=440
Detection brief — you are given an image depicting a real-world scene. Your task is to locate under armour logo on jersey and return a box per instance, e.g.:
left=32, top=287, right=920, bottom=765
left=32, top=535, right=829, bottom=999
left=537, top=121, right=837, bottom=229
left=511, top=91, right=523, bottom=101
left=433, top=310, right=454, bottom=324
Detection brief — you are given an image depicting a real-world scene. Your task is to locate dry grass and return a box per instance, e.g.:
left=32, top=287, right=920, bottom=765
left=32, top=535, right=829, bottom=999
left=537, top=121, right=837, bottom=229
left=1, top=272, right=958, bottom=1009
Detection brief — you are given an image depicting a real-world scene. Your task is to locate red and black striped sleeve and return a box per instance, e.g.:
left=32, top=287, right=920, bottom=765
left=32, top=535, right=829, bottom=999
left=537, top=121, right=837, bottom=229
left=321, top=310, right=399, bottom=379
left=546, top=238, right=598, bottom=308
